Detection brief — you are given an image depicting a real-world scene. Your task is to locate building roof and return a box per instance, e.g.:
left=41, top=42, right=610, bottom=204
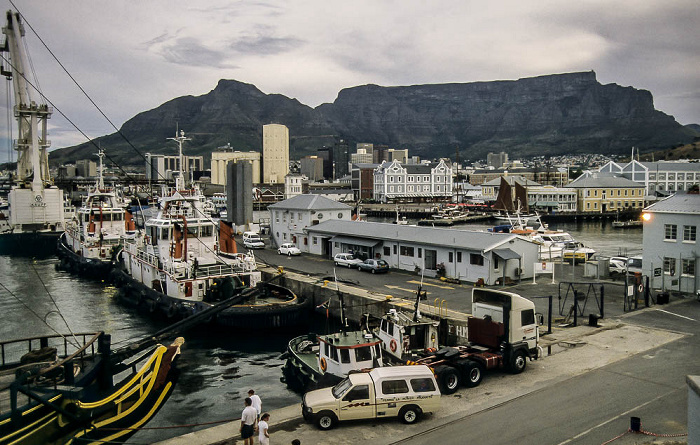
left=268, top=194, right=352, bottom=211
left=637, top=162, right=700, bottom=172
left=644, top=192, right=700, bottom=214
left=306, top=220, right=532, bottom=252
left=482, top=176, right=541, bottom=187
left=568, top=172, right=643, bottom=188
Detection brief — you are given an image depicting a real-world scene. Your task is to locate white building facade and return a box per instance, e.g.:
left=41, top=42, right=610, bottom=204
left=598, top=160, right=700, bottom=196
left=373, top=159, right=453, bottom=203
left=642, top=192, right=699, bottom=294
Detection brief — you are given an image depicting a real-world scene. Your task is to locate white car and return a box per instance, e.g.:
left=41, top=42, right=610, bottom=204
left=278, top=243, right=301, bottom=256
left=243, top=238, right=265, bottom=249
left=608, top=256, right=628, bottom=275
left=334, top=253, right=363, bottom=268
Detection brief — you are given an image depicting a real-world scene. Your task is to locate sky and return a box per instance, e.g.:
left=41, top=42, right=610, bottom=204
left=0, top=0, right=698, bottom=163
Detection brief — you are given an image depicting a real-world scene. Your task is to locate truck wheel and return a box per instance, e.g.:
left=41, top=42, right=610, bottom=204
left=462, top=361, right=484, bottom=388
left=399, top=405, right=421, bottom=424
left=315, top=411, right=337, bottom=430
left=509, top=349, right=527, bottom=374
left=435, top=365, right=460, bottom=394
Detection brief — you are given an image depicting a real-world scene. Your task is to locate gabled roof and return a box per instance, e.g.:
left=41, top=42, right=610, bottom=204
left=268, top=194, right=352, bottom=211
left=305, top=220, right=534, bottom=252
left=482, top=175, right=540, bottom=187
left=568, top=172, right=643, bottom=188
left=645, top=193, right=700, bottom=214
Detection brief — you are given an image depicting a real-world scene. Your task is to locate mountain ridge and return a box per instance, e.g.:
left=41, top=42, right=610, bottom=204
left=49, top=71, right=698, bottom=167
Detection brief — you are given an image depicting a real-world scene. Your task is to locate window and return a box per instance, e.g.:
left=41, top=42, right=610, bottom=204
left=355, top=346, right=373, bottom=362
left=663, top=257, right=676, bottom=275
left=457, top=252, right=462, bottom=263
left=683, top=225, right=696, bottom=242
left=384, top=246, right=391, bottom=256
left=343, top=385, right=370, bottom=402
left=418, top=248, right=422, bottom=258
left=665, top=224, right=678, bottom=241
left=313, top=237, right=318, bottom=245
left=448, top=252, right=453, bottom=263
left=393, top=245, right=397, bottom=254
left=382, top=379, right=409, bottom=395
left=494, top=256, right=499, bottom=269
left=521, top=309, right=535, bottom=326
left=410, top=378, right=436, bottom=393
left=400, top=246, right=415, bottom=256
left=338, top=213, right=343, bottom=219
left=340, top=349, right=351, bottom=364
left=682, top=259, right=696, bottom=276
left=470, top=254, right=484, bottom=266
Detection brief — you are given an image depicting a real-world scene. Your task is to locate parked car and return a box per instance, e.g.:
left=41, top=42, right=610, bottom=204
left=242, top=232, right=265, bottom=249
left=334, top=253, right=363, bottom=268
left=627, top=256, right=643, bottom=275
left=357, top=258, right=389, bottom=273
left=608, top=256, right=628, bottom=275
left=278, top=243, right=301, bottom=256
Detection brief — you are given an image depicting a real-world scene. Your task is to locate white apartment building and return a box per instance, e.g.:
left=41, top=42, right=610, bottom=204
left=598, top=160, right=700, bottom=196
left=373, top=159, right=453, bottom=203
left=284, top=173, right=306, bottom=199
left=527, top=185, right=577, bottom=213
left=145, top=153, right=204, bottom=181
left=262, top=124, right=290, bottom=184
left=210, top=150, right=260, bottom=185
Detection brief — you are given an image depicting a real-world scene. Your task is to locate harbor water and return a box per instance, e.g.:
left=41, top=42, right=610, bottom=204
left=0, top=219, right=642, bottom=443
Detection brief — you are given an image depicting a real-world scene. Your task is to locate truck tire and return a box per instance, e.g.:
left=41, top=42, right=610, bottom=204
left=435, top=365, right=460, bottom=394
left=315, top=411, right=338, bottom=430
left=399, top=405, right=422, bottom=424
left=461, top=360, right=484, bottom=388
left=509, top=349, right=527, bottom=374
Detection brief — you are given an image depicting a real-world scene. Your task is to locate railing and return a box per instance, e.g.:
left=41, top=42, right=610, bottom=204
left=0, top=332, right=100, bottom=370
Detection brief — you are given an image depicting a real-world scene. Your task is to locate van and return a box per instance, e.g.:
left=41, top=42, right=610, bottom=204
left=301, top=365, right=440, bottom=430
left=242, top=231, right=264, bottom=249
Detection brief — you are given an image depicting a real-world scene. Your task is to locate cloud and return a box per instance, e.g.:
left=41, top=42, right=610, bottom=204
left=230, top=32, right=305, bottom=56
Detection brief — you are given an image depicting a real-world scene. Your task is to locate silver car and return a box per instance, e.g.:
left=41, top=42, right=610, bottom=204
left=334, top=253, right=363, bottom=268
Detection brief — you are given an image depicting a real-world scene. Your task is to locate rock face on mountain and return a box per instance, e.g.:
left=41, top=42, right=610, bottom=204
left=50, top=72, right=697, bottom=167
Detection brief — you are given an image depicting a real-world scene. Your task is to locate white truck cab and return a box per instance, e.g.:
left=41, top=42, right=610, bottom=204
left=302, top=365, right=440, bottom=430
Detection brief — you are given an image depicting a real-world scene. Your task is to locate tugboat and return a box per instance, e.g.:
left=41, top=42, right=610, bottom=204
left=56, top=150, right=135, bottom=278
left=112, top=130, right=310, bottom=327
left=282, top=288, right=383, bottom=391
left=0, top=11, right=71, bottom=257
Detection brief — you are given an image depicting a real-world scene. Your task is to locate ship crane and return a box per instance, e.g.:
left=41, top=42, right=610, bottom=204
left=1, top=10, right=52, bottom=191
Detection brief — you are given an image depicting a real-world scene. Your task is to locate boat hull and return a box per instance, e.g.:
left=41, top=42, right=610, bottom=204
left=110, top=266, right=312, bottom=329
left=281, top=334, right=343, bottom=392
left=0, top=231, right=60, bottom=258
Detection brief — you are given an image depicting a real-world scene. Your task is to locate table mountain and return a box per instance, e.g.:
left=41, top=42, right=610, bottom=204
left=50, top=71, right=697, bottom=167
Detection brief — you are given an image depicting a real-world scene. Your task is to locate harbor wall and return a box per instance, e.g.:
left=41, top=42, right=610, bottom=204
left=260, top=266, right=470, bottom=346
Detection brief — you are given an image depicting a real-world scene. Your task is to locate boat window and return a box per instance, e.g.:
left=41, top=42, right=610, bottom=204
left=330, top=345, right=338, bottom=362
left=410, top=378, right=436, bottom=393
left=160, top=228, right=169, bottom=240
left=355, top=346, right=373, bottom=362
left=201, top=225, right=213, bottom=238
left=382, top=379, right=409, bottom=395
left=340, top=348, right=351, bottom=363
left=187, top=226, right=198, bottom=238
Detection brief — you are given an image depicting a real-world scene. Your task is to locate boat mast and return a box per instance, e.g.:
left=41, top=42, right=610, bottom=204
left=167, top=129, right=191, bottom=190
left=95, top=148, right=105, bottom=190
left=1, top=10, right=52, bottom=192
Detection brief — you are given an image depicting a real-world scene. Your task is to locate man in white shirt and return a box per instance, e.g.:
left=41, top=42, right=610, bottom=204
left=248, top=389, right=262, bottom=420
left=240, top=397, right=257, bottom=445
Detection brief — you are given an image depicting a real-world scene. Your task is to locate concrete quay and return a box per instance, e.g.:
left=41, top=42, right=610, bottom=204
left=154, top=265, right=693, bottom=445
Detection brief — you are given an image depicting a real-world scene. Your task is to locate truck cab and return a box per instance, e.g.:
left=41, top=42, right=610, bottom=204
left=302, top=365, right=440, bottom=430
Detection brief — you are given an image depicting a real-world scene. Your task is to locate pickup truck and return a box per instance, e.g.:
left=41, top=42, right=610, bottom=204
left=302, top=365, right=440, bottom=430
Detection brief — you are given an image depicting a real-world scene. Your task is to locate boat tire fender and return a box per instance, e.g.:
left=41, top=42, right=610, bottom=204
left=390, top=339, right=398, bottom=353
left=320, top=357, right=327, bottom=372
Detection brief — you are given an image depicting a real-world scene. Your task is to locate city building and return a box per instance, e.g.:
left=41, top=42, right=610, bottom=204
left=388, top=149, right=409, bottom=163
left=373, top=159, right=453, bottom=203
left=284, top=173, right=307, bottom=200
left=487, top=152, right=509, bottom=169
left=76, top=159, right=96, bottom=177
left=350, top=150, right=373, bottom=165
left=351, top=163, right=380, bottom=201
left=469, top=167, right=567, bottom=187
left=145, top=153, right=204, bottom=181
left=598, top=160, right=700, bottom=197
left=211, top=149, right=260, bottom=185
left=567, top=172, right=646, bottom=213
left=262, top=124, right=289, bottom=184
left=300, top=156, right=324, bottom=182
left=268, top=194, right=353, bottom=249
left=642, top=191, right=699, bottom=294
left=304, top=220, right=539, bottom=284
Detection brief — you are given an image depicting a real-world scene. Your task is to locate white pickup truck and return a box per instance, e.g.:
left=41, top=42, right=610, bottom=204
left=301, top=365, right=440, bottom=430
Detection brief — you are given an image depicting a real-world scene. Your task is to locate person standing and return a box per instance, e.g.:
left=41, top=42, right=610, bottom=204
left=240, top=397, right=257, bottom=445
left=258, top=413, right=270, bottom=445
left=248, top=389, right=262, bottom=420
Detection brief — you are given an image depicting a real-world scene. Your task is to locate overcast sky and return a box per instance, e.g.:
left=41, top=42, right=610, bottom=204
left=0, top=0, right=698, bottom=163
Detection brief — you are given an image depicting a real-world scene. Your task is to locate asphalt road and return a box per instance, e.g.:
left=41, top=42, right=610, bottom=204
left=390, top=299, right=700, bottom=445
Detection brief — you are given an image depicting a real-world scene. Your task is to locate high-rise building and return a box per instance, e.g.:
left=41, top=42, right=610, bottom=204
left=262, top=124, right=289, bottom=184
left=211, top=149, right=260, bottom=185
left=145, top=153, right=204, bottom=181
left=388, top=149, right=408, bottom=163
left=487, top=152, right=509, bottom=169
left=76, top=159, right=97, bottom=177
left=333, top=139, right=350, bottom=179
left=300, top=156, right=324, bottom=182
left=373, top=145, right=389, bottom=164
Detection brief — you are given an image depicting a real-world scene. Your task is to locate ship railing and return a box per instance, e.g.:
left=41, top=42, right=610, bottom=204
left=195, top=263, right=253, bottom=278
left=136, top=249, right=160, bottom=268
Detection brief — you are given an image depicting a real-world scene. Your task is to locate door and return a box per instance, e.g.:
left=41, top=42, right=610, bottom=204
left=339, top=385, right=374, bottom=420
left=425, top=249, right=437, bottom=270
